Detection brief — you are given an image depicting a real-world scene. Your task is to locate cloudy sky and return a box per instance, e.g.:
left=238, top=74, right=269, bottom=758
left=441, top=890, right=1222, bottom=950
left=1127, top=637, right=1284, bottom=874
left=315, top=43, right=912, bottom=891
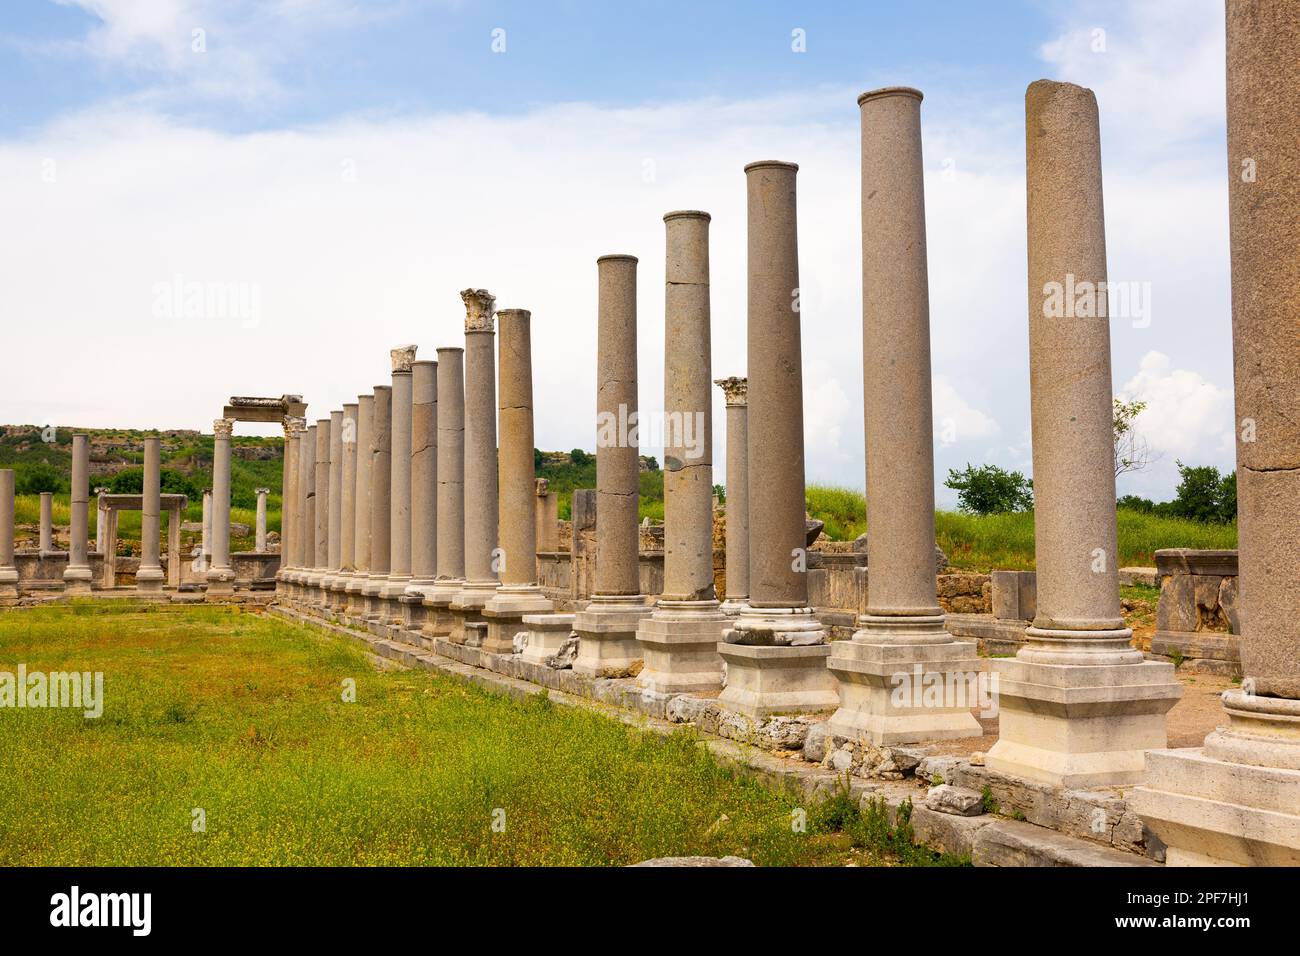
left=0, top=0, right=1234, bottom=505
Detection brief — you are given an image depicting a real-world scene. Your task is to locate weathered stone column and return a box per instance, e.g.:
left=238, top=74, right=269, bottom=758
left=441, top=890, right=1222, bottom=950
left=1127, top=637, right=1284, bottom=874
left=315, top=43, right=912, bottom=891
left=323, top=408, right=344, bottom=605
left=1134, top=1, right=1300, bottom=864
left=63, top=434, right=93, bottom=594
left=573, top=256, right=653, bottom=677
left=307, top=417, right=331, bottom=605
left=277, top=416, right=302, bottom=596
left=381, top=346, right=417, bottom=622
left=402, top=359, right=439, bottom=631
left=426, top=347, right=465, bottom=635
left=0, top=469, right=18, bottom=605
left=715, top=377, right=749, bottom=615
left=136, top=436, right=165, bottom=593
left=828, top=88, right=981, bottom=744
left=484, top=309, right=554, bottom=655
left=254, top=487, right=269, bottom=553
left=39, top=492, right=53, bottom=555
left=94, top=488, right=107, bottom=555
left=205, top=419, right=236, bottom=599
left=363, top=385, right=392, bottom=620
left=200, top=489, right=212, bottom=569
left=346, top=394, right=373, bottom=616
left=719, top=162, right=837, bottom=717
left=986, top=80, right=1180, bottom=787
left=338, top=402, right=358, bottom=594
left=535, top=479, right=559, bottom=553
left=302, top=423, right=316, bottom=600
left=451, top=291, right=500, bottom=644
left=637, top=212, right=725, bottom=694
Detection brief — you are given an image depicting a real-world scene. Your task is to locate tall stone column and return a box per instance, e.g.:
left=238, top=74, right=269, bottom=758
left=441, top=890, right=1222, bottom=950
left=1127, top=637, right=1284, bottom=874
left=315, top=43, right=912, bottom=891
left=719, top=162, right=837, bottom=717
left=484, top=309, right=554, bottom=655
left=451, top=291, right=500, bottom=644
left=308, top=416, right=331, bottom=605
left=205, top=419, right=236, bottom=599
left=94, top=488, right=107, bottom=555
left=363, top=385, right=392, bottom=620
left=403, top=360, right=439, bottom=622
left=986, top=81, right=1180, bottom=787
left=200, top=489, right=212, bottom=569
left=637, top=212, right=725, bottom=693
left=338, top=402, right=359, bottom=591
left=346, top=394, right=373, bottom=616
left=302, top=423, right=317, bottom=600
left=573, top=256, right=653, bottom=677
left=426, top=346, right=465, bottom=635
left=828, top=87, right=981, bottom=744
left=0, top=469, right=18, bottom=605
left=1134, top=1, right=1300, bottom=864
left=277, top=416, right=302, bottom=595
left=381, top=346, right=417, bottom=623
left=39, top=492, right=53, bottom=555
left=254, top=487, right=269, bottom=553
left=324, top=408, right=345, bottom=606
left=63, top=434, right=93, bottom=593
left=136, top=436, right=165, bottom=593
left=715, top=377, right=749, bottom=615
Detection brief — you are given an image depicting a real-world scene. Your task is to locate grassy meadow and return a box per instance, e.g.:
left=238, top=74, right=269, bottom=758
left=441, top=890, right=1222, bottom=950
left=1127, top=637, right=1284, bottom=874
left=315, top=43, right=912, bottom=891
left=0, top=603, right=958, bottom=866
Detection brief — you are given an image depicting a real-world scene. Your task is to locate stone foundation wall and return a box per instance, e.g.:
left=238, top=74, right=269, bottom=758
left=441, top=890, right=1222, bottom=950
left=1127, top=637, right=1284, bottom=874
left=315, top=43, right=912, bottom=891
left=1150, top=549, right=1240, bottom=676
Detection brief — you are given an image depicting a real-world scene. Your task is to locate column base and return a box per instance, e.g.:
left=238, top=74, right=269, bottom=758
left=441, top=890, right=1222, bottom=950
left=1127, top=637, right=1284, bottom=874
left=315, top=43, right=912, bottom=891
left=719, top=597, right=748, bottom=618
left=362, top=576, right=387, bottom=621
left=826, top=631, right=984, bottom=745
left=448, top=580, right=499, bottom=644
left=986, top=628, right=1182, bottom=788
left=0, top=572, right=19, bottom=606
left=399, top=592, right=427, bottom=633
left=518, top=613, right=577, bottom=665
left=636, top=600, right=727, bottom=695
left=343, top=574, right=367, bottom=617
left=422, top=579, right=463, bottom=638
left=135, top=567, right=166, bottom=594
left=482, top=586, right=555, bottom=655
left=572, top=595, right=652, bottom=678
left=63, top=566, right=93, bottom=595
left=717, top=643, right=838, bottom=717
left=205, top=568, right=237, bottom=601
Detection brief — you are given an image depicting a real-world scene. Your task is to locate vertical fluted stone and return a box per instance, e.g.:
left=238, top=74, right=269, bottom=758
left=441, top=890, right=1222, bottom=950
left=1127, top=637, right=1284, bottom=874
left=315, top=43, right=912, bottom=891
left=382, top=346, right=417, bottom=621
left=719, top=161, right=837, bottom=717
left=363, top=386, right=392, bottom=619
left=451, top=290, right=500, bottom=642
left=346, top=394, right=373, bottom=614
left=325, top=409, right=344, bottom=603
left=986, top=80, right=1179, bottom=787
left=483, top=309, right=554, bottom=654
left=426, top=347, right=465, bottom=634
left=716, top=377, right=749, bottom=614
left=827, top=87, right=981, bottom=744
left=0, top=470, right=18, bottom=604
left=255, top=487, right=269, bottom=554
left=573, top=256, right=653, bottom=677
left=637, top=211, right=725, bottom=693
left=39, top=492, right=53, bottom=555
left=136, top=436, right=165, bottom=592
left=1133, top=1, right=1300, bottom=865
left=63, top=434, right=92, bottom=593
left=406, top=360, right=438, bottom=596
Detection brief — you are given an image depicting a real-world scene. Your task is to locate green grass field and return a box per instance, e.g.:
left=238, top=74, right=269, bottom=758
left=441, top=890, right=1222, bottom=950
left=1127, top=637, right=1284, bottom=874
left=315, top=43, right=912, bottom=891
left=0, top=603, right=957, bottom=866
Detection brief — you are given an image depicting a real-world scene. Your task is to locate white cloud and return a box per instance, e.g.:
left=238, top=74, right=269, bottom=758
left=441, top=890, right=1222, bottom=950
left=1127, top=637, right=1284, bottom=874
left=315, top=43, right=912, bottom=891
left=932, top=376, right=999, bottom=447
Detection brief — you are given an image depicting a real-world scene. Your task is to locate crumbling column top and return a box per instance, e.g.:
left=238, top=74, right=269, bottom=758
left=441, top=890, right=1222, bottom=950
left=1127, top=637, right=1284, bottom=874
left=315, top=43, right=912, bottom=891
left=858, top=85, right=923, bottom=105
left=390, top=344, right=418, bottom=372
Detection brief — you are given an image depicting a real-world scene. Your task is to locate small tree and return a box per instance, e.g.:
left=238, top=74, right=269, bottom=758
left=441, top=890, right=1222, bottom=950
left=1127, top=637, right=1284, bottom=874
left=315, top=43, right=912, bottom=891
left=15, top=461, right=65, bottom=495
left=569, top=448, right=591, bottom=467
left=1114, top=398, right=1155, bottom=478
left=944, top=464, right=1034, bottom=515
left=1168, top=461, right=1237, bottom=524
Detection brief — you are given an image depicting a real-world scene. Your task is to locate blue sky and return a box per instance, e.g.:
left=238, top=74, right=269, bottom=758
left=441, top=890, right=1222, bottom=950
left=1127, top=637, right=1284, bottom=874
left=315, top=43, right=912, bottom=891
left=0, top=1, right=1234, bottom=506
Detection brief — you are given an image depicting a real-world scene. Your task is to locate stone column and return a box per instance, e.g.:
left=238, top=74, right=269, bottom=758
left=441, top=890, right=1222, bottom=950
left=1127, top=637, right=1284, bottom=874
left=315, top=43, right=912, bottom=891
left=346, top=394, right=373, bottom=616
left=200, top=489, right=212, bottom=570
left=324, top=409, right=345, bottom=606
left=302, top=423, right=316, bottom=600
left=426, top=347, right=465, bottom=635
left=1134, top=1, right=1300, bottom=864
left=277, top=417, right=301, bottom=595
left=715, top=377, right=749, bottom=615
left=986, top=81, right=1180, bottom=787
left=205, top=419, right=236, bottom=599
left=338, top=402, right=358, bottom=592
left=136, top=436, right=165, bottom=593
left=484, top=308, right=554, bottom=655
left=828, top=88, right=981, bottom=744
left=166, top=499, right=181, bottom=589
left=0, top=469, right=18, bottom=605
left=309, top=417, right=330, bottom=605
left=403, top=360, right=439, bottom=630
left=39, top=492, right=53, bottom=555
left=254, top=487, right=269, bottom=553
left=450, top=291, right=500, bottom=644
left=63, top=433, right=93, bottom=594
left=637, top=211, right=725, bottom=694
left=535, top=479, right=559, bottom=552
left=94, top=488, right=108, bottom=555
left=573, top=256, right=653, bottom=677
left=363, top=385, right=392, bottom=620
left=381, top=346, right=417, bottom=622
left=719, top=162, right=837, bottom=717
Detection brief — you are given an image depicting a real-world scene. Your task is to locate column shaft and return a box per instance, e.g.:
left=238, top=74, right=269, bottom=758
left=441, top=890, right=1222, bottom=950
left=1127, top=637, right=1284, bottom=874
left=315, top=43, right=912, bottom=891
left=64, top=434, right=92, bottom=589
left=137, top=436, right=164, bottom=589
left=716, top=378, right=749, bottom=607
left=408, top=360, right=438, bottom=591
left=385, top=347, right=416, bottom=603
left=354, top=395, right=374, bottom=575
left=0, top=469, right=17, bottom=603
left=368, top=387, right=392, bottom=581
left=461, top=291, right=499, bottom=592
left=39, top=492, right=53, bottom=554
left=435, top=347, right=465, bottom=586
left=327, top=409, right=343, bottom=575
left=255, top=489, right=269, bottom=553
left=206, top=419, right=235, bottom=595
left=496, top=310, right=537, bottom=587
left=314, top=418, right=330, bottom=571
left=340, top=403, right=358, bottom=572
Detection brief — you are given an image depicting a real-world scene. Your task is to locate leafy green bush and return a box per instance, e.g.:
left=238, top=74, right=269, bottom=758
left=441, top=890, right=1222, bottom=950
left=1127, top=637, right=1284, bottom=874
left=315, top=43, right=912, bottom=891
left=944, top=464, right=1034, bottom=515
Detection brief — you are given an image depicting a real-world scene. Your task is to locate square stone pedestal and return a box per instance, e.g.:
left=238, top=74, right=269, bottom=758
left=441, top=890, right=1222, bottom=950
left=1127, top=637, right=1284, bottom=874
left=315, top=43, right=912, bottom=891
left=636, top=603, right=727, bottom=695
left=519, top=613, right=577, bottom=665
left=421, top=584, right=461, bottom=639
left=362, top=577, right=387, bottom=621
left=573, top=596, right=653, bottom=678
left=826, top=638, right=984, bottom=745
left=987, top=656, right=1182, bottom=788
left=449, top=582, right=499, bottom=644
left=482, top=587, right=555, bottom=655
left=344, top=578, right=367, bottom=618
left=399, top=593, right=427, bottom=634
left=717, top=643, right=838, bottom=717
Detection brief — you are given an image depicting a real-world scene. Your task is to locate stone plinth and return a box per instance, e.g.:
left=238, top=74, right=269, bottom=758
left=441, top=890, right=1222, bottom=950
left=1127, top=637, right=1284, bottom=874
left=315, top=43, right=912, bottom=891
left=518, top=613, right=577, bottom=665
left=573, top=595, right=652, bottom=678
left=1150, top=549, right=1240, bottom=675
left=717, top=642, right=837, bottom=718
